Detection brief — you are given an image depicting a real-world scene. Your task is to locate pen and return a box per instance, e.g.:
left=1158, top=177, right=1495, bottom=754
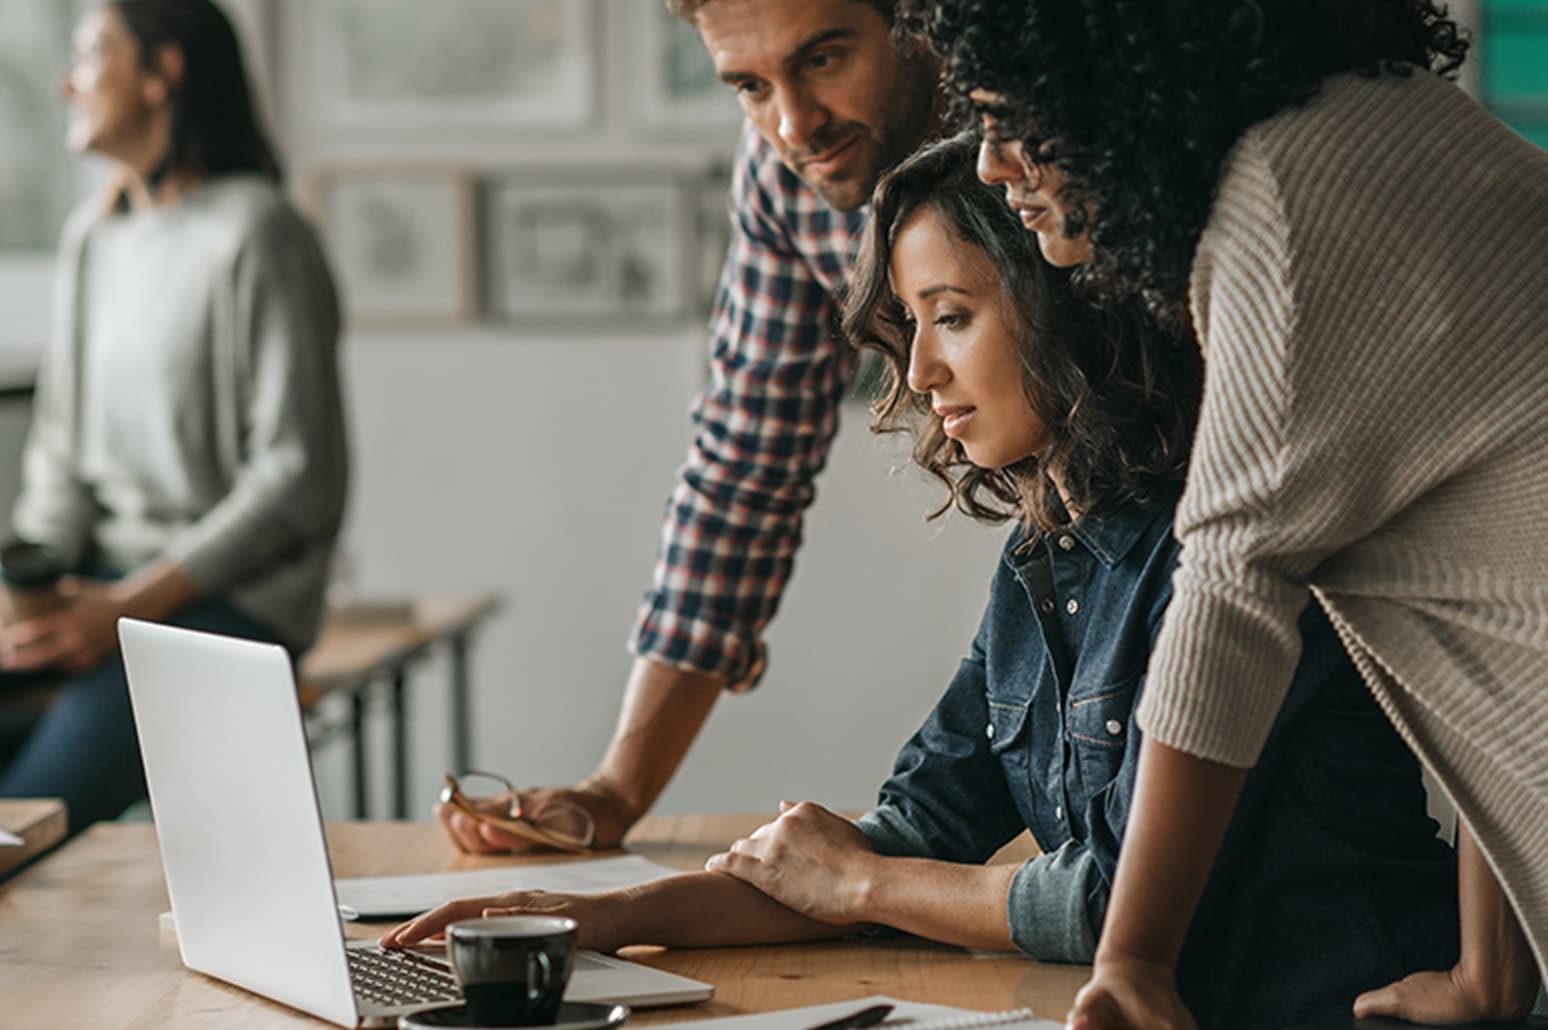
left=803, top=1003, right=896, bottom=1030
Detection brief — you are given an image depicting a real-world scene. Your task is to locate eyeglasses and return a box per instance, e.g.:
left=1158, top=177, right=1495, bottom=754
left=439, top=771, right=596, bottom=853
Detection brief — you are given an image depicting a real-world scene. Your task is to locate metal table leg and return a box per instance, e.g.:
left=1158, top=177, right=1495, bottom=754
left=351, top=690, right=369, bottom=819
left=391, top=669, right=409, bottom=820
left=450, top=633, right=472, bottom=773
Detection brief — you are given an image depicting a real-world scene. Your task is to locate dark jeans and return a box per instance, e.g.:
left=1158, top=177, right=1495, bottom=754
left=0, top=599, right=284, bottom=836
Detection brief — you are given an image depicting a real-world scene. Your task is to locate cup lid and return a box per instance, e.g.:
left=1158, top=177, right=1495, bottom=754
left=0, top=540, right=63, bottom=588
left=447, top=915, right=578, bottom=939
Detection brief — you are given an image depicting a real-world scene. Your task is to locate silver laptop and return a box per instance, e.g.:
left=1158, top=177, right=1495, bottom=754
left=119, top=618, right=713, bottom=1028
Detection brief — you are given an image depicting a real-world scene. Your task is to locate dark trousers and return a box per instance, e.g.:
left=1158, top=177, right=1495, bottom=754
left=0, top=600, right=284, bottom=837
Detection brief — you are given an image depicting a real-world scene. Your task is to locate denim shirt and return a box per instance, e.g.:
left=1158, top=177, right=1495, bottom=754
left=856, top=488, right=1459, bottom=1029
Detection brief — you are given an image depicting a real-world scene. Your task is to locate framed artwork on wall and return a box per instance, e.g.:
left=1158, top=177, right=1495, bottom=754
left=309, top=169, right=478, bottom=327
left=628, top=6, right=742, bottom=133
left=692, top=161, right=734, bottom=317
left=301, top=0, right=596, bottom=135
left=482, top=174, right=689, bottom=324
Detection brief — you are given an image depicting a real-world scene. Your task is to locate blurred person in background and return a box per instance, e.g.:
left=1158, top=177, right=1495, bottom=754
left=0, top=0, right=348, bottom=836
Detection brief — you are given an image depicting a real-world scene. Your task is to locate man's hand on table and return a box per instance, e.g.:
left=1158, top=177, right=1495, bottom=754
left=436, top=657, right=726, bottom=855
left=435, top=778, right=635, bottom=855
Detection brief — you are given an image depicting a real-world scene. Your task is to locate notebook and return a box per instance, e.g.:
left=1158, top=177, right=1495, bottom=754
left=651, top=995, right=1060, bottom=1030
left=120, top=619, right=712, bottom=1028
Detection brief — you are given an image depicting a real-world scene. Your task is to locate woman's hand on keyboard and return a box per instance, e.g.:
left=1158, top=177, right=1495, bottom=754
left=378, top=890, right=622, bottom=953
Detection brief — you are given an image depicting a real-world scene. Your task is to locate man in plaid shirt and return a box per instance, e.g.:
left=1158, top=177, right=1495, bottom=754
left=439, top=0, right=939, bottom=853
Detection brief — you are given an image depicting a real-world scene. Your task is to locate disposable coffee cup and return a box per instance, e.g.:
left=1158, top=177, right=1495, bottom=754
left=447, top=915, right=577, bottom=1026
left=0, top=539, right=67, bottom=625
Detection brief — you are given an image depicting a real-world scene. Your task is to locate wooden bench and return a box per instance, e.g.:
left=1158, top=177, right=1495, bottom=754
left=298, top=591, right=502, bottom=820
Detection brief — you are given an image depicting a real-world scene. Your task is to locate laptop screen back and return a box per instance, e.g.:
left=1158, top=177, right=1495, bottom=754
left=120, top=619, right=359, bottom=1027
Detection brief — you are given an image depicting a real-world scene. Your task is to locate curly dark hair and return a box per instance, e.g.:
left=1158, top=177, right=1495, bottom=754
left=843, top=133, right=1199, bottom=532
left=901, top=0, right=1469, bottom=313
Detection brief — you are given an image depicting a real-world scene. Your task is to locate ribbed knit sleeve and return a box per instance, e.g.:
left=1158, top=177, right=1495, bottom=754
left=1136, top=70, right=1548, bottom=768
left=1135, top=132, right=1311, bottom=767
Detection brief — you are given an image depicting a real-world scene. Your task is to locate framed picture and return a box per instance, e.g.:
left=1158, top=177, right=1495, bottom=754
left=310, top=169, right=478, bottom=327
left=483, top=175, right=689, bottom=324
left=0, top=0, right=91, bottom=255
left=301, top=0, right=596, bottom=134
left=692, top=161, right=735, bottom=317
left=628, top=6, right=742, bottom=132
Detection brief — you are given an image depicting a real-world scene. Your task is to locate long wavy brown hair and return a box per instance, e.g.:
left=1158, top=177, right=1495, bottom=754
left=842, top=134, right=1200, bottom=532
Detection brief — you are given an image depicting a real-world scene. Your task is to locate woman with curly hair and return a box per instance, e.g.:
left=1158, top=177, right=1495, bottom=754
left=909, top=0, right=1548, bottom=1025
left=380, top=136, right=1458, bottom=1028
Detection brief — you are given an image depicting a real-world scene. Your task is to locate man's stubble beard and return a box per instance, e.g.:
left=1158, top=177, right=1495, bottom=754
left=804, top=53, right=940, bottom=212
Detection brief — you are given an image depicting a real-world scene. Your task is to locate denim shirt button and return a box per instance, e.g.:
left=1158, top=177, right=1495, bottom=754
left=1055, top=805, right=1063, bottom=821
left=1105, top=719, right=1123, bottom=736
left=1058, top=535, right=1075, bottom=551
left=1065, top=598, right=1080, bottom=615
left=1039, top=598, right=1056, bottom=614
left=986, top=722, right=995, bottom=740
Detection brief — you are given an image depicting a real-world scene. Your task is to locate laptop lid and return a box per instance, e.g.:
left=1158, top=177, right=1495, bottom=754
left=120, top=619, right=361, bottom=1027
left=121, top=619, right=711, bottom=1021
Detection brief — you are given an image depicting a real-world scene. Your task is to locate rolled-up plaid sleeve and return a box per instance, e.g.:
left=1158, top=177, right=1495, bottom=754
left=628, top=124, right=861, bottom=691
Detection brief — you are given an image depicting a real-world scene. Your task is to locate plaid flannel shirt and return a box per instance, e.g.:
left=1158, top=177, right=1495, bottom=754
left=628, top=122, right=866, bottom=691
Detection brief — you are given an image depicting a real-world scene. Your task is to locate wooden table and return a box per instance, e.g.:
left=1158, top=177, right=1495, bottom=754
left=0, top=814, right=1087, bottom=1028
left=300, top=592, right=501, bottom=820
left=0, top=799, right=65, bottom=881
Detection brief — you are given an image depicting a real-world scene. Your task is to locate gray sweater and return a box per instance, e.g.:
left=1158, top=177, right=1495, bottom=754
left=1133, top=71, right=1548, bottom=975
left=13, top=174, right=348, bottom=650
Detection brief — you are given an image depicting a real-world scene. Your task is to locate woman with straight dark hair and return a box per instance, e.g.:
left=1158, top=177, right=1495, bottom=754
left=908, top=0, right=1548, bottom=1025
left=0, top=0, right=348, bottom=836
left=377, top=136, right=1458, bottom=1029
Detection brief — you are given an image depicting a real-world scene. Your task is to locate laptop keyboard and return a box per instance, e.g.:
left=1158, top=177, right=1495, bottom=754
left=347, top=946, right=461, bottom=1009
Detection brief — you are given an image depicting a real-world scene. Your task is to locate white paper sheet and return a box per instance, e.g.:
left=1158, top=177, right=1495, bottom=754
left=0, top=829, right=23, bottom=847
left=334, top=853, right=681, bottom=919
left=650, top=995, right=1061, bottom=1030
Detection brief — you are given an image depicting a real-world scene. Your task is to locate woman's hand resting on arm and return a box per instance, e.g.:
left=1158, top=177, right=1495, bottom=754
left=707, top=801, right=1019, bottom=953
left=704, top=801, right=879, bottom=925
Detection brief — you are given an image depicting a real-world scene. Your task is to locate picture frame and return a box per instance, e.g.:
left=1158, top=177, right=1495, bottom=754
left=627, top=5, right=742, bottom=133
left=692, top=160, right=735, bottom=317
left=308, top=168, right=478, bottom=328
left=482, top=173, right=690, bottom=325
left=300, top=0, right=596, bottom=135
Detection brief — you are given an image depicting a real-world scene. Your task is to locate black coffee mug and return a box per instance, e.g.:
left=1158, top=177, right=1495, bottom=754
left=447, top=915, right=577, bottom=1026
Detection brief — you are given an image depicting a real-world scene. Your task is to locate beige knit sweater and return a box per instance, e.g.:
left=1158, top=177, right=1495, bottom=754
left=1134, top=70, right=1548, bottom=972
